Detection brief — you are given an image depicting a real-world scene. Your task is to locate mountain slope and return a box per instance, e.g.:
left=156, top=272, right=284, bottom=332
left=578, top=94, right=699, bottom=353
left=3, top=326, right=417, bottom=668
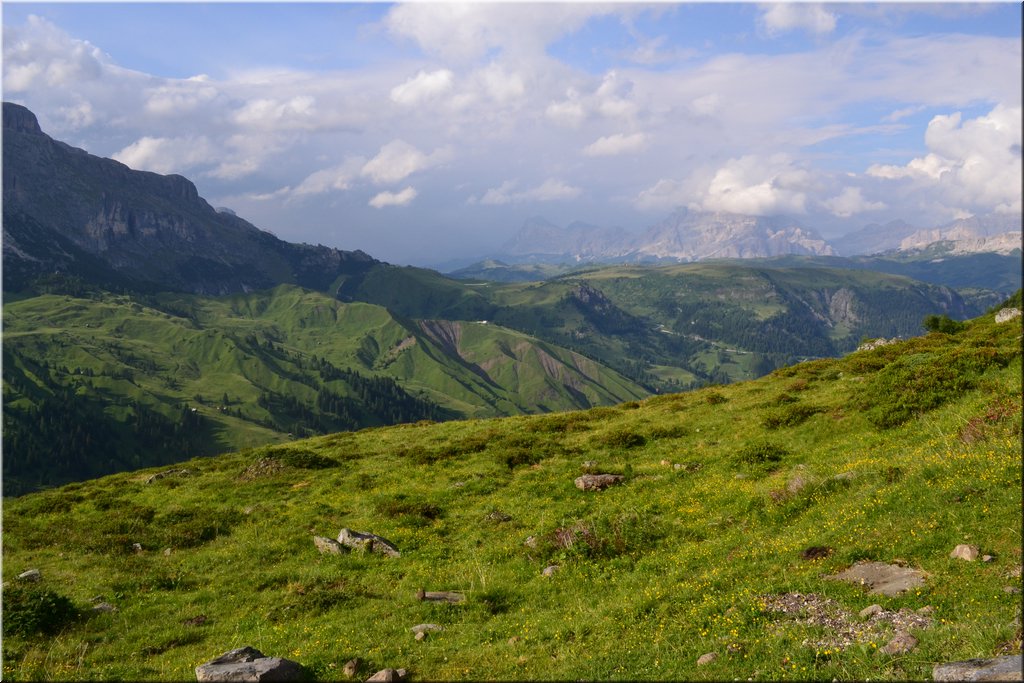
left=3, top=299, right=1019, bottom=681
left=2, top=102, right=375, bottom=295
left=2, top=286, right=647, bottom=494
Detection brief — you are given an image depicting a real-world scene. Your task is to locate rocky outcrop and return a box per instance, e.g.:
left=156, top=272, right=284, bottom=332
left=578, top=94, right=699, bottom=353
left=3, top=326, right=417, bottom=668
left=194, top=646, right=304, bottom=682
left=337, top=528, right=400, bottom=557
left=933, top=655, right=1023, bottom=681
left=996, top=308, right=1022, bottom=324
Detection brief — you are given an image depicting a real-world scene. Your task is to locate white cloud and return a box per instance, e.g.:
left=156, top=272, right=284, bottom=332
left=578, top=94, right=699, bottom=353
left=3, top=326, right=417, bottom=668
left=546, top=90, right=586, bottom=128
left=823, top=187, right=887, bottom=217
left=233, top=95, right=318, bottom=131
left=360, top=140, right=450, bottom=185
left=867, top=104, right=1022, bottom=213
left=474, top=63, right=526, bottom=104
left=2, top=15, right=107, bottom=91
left=583, top=132, right=648, bottom=157
left=390, top=69, right=454, bottom=106
left=474, top=179, right=581, bottom=205
left=291, top=158, right=364, bottom=197
left=369, top=186, right=418, bottom=208
left=759, top=4, right=837, bottom=36
left=112, top=135, right=215, bottom=175
left=145, top=81, right=219, bottom=116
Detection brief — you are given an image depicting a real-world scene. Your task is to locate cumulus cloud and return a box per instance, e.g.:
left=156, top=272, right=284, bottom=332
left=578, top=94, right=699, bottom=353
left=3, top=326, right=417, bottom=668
left=369, top=186, right=418, bottom=208
left=2, top=14, right=107, bottom=91
left=759, top=4, right=837, bottom=36
left=291, top=158, right=364, bottom=197
left=112, top=135, right=216, bottom=175
left=233, top=96, right=318, bottom=131
left=390, top=69, right=454, bottom=106
left=145, top=81, right=219, bottom=116
left=583, top=132, right=649, bottom=157
left=823, top=187, right=887, bottom=217
left=360, top=140, right=450, bottom=185
left=867, top=104, right=1022, bottom=213
left=474, top=179, right=581, bottom=205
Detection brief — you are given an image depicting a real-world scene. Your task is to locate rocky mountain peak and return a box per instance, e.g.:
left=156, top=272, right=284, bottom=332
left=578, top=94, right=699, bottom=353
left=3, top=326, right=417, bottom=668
left=3, top=102, right=43, bottom=135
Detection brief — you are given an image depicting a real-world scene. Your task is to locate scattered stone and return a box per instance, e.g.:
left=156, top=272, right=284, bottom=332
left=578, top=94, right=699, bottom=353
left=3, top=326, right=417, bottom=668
left=574, top=474, right=624, bottom=491
left=542, top=565, right=560, bottom=577
left=313, top=536, right=347, bottom=555
left=581, top=460, right=598, bottom=471
left=195, top=646, right=304, bottom=682
left=857, top=338, right=898, bottom=352
left=995, top=308, right=1022, bottom=324
left=133, top=543, right=143, bottom=553
left=93, top=602, right=117, bottom=613
left=831, top=471, right=856, bottom=481
left=879, top=632, right=918, bottom=656
left=414, top=631, right=427, bottom=642
left=523, top=536, right=537, bottom=548
left=366, top=668, right=408, bottom=682
left=786, top=475, right=809, bottom=495
left=859, top=604, right=883, bottom=619
left=934, top=654, right=1022, bottom=681
left=801, top=546, right=832, bottom=561
left=146, top=468, right=196, bottom=484
left=951, top=544, right=980, bottom=561
left=164, top=548, right=173, bottom=556
left=1004, top=586, right=1021, bottom=595
left=183, top=615, right=208, bottom=627
left=734, top=473, right=748, bottom=480
left=337, top=528, right=400, bottom=558
left=18, top=569, right=41, bottom=582
left=90, top=595, right=106, bottom=603
left=1009, top=566, right=1022, bottom=579
left=727, top=643, right=744, bottom=655
left=411, top=624, right=442, bottom=635
left=696, top=652, right=718, bottom=666
left=827, top=561, right=927, bottom=597
left=485, top=510, right=512, bottom=523
left=507, top=636, right=520, bottom=645
left=660, top=459, right=671, bottom=466
left=342, top=658, right=360, bottom=678
left=983, top=554, right=995, bottom=563
left=916, top=606, right=935, bottom=615
left=419, top=591, right=466, bottom=604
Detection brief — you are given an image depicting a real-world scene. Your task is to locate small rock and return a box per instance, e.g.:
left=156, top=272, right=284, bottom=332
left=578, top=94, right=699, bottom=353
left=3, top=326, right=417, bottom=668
left=93, top=602, right=117, bottom=613
left=660, top=459, right=671, bottom=466
left=523, top=536, right=537, bottom=548
left=542, top=565, right=560, bottom=577
left=734, top=473, right=748, bottom=480
left=414, top=631, right=427, bottom=642
left=859, top=604, right=883, bottom=619
left=507, top=636, right=520, bottom=645
left=486, top=510, right=512, bottom=523
left=917, top=605, right=935, bottom=615
left=313, top=535, right=347, bottom=555
left=415, top=588, right=426, bottom=601
left=673, top=463, right=683, bottom=470
left=696, top=652, right=718, bottom=666
left=727, top=643, right=744, bottom=654
left=410, top=624, right=442, bottom=635
left=574, top=474, right=623, bottom=491
left=366, top=668, right=408, bottom=683
left=951, top=544, right=980, bottom=561
left=90, top=595, right=106, bottom=603
left=581, top=460, right=598, bottom=470
left=337, top=528, right=400, bottom=558
left=195, top=646, right=304, bottom=682
left=132, top=543, right=143, bottom=553
left=18, top=568, right=42, bottom=582
left=164, top=548, right=173, bottom=556
left=827, top=561, right=927, bottom=596
left=832, top=471, right=856, bottom=481
left=182, top=614, right=208, bottom=626
left=342, top=658, right=360, bottom=678
left=983, top=555, right=995, bottom=563
left=1003, top=586, right=1021, bottom=594
left=420, top=591, right=465, bottom=604
left=934, top=654, right=1022, bottom=681
left=995, top=308, right=1022, bottom=324
left=800, top=546, right=832, bottom=561
left=879, top=632, right=918, bottom=656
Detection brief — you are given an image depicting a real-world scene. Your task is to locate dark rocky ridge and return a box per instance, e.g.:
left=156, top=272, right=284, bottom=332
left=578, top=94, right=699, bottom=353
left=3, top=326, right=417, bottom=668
left=2, top=102, right=376, bottom=295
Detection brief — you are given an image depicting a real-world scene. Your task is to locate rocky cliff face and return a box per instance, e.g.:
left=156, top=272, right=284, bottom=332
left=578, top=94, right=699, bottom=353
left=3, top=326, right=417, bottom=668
left=2, top=102, right=375, bottom=294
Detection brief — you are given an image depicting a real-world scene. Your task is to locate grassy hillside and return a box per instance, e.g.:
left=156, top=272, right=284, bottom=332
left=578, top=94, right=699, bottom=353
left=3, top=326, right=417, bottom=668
left=3, top=301, right=1020, bottom=681
left=3, top=286, right=645, bottom=494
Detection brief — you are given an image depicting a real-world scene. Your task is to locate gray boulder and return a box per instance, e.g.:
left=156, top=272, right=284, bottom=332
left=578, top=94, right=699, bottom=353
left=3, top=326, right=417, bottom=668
left=827, top=561, right=926, bottom=596
left=366, top=668, right=408, bottom=682
left=933, top=655, right=1022, bottom=681
left=312, top=536, right=346, bottom=555
left=574, top=474, right=624, bottom=491
left=195, top=646, right=304, bottom=682
left=337, top=528, right=400, bottom=557
left=17, top=568, right=41, bottom=582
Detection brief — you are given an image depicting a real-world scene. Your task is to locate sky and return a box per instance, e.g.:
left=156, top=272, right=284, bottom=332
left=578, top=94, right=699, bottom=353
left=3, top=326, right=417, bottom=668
left=2, top=2, right=1021, bottom=266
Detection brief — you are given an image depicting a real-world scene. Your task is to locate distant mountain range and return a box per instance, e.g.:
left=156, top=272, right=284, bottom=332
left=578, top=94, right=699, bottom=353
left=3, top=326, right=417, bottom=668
left=483, top=209, right=1020, bottom=269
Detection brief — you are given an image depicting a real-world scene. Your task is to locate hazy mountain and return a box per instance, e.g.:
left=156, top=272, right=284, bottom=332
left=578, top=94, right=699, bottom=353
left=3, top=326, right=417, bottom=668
left=830, top=219, right=919, bottom=256
left=2, top=102, right=375, bottom=295
left=896, top=213, right=1022, bottom=255
left=499, top=216, right=631, bottom=262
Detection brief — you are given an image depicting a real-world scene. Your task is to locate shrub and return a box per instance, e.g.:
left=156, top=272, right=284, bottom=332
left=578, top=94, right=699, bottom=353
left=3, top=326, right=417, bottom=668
left=3, top=585, right=80, bottom=636
left=704, top=391, right=727, bottom=405
left=374, top=497, right=443, bottom=524
left=274, top=448, right=338, bottom=469
left=923, top=314, right=966, bottom=334
left=734, top=441, right=789, bottom=467
left=594, top=429, right=647, bottom=449
left=761, top=404, right=823, bottom=429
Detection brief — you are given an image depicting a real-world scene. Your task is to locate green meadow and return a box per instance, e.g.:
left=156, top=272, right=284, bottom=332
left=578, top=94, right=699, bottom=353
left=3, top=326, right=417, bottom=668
left=2, top=299, right=1021, bottom=681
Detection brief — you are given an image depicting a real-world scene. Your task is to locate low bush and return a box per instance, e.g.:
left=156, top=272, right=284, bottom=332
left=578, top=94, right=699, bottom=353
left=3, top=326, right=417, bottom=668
left=3, top=585, right=80, bottom=636
left=761, top=404, right=823, bottom=429
left=734, top=441, right=789, bottom=469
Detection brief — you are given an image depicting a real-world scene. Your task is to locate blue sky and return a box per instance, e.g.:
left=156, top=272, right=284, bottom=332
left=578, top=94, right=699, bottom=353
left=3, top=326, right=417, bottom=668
left=3, top=2, right=1021, bottom=265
